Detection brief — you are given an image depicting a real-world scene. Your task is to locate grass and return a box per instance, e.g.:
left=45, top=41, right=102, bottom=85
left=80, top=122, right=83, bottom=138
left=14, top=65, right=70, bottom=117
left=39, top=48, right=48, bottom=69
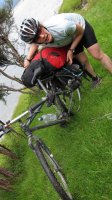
left=0, top=0, right=112, bottom=200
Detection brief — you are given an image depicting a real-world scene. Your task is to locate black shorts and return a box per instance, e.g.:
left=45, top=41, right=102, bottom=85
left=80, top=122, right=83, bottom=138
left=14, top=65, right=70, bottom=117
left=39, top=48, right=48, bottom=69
left=75, top=20, right=98, bottom=54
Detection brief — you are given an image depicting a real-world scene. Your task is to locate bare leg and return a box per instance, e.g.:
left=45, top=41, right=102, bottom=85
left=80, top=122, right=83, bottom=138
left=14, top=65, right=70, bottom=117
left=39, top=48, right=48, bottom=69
left=76, top=51, right=97, bottom=77
left=87, top=43, right=112, bottom=74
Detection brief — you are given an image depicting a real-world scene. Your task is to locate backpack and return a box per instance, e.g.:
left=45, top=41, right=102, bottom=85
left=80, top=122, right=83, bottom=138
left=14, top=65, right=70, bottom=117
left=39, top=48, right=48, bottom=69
left=21, top=47, right=68, bottom=87
left=32, top=47, right=67, bottom=69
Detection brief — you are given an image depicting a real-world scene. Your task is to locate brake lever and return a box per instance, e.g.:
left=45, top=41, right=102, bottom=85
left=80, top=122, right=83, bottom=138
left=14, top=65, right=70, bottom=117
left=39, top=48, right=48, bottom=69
left=0, top=120, right=5, bottom=133
left=0, top=125, right=4, bottom=132
left=0, top=125, right=11, bottom=138
left=0, top=133, right=4, bottom=138
left=0, top=120, right=5, bottom=125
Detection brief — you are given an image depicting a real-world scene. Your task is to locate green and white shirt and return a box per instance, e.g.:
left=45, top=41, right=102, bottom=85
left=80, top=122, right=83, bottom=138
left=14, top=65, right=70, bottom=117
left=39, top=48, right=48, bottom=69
left=40, top=13, right=85, bottom=47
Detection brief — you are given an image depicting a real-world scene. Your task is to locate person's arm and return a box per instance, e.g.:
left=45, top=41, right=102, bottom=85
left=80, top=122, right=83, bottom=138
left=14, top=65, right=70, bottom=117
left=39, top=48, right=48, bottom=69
left=24, top=43, right=38, bottom=68
left=67, top=24, right=84, bottom=64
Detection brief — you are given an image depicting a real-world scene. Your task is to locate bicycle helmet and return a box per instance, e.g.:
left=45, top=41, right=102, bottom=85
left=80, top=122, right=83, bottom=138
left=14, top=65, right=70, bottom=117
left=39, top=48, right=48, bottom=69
left=20, top=18, right=39, bottom=43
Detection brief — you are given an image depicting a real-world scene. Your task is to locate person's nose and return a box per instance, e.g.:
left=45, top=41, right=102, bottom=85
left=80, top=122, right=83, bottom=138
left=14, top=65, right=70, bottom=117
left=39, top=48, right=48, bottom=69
left=39, top=34, right=45, bottom=39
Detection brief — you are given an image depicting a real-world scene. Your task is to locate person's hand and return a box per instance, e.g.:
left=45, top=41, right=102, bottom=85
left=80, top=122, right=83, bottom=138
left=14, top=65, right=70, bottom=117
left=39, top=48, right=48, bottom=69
left=24, top=59, right=31, bottom=68
left=67, top=49, right=74, bottom=65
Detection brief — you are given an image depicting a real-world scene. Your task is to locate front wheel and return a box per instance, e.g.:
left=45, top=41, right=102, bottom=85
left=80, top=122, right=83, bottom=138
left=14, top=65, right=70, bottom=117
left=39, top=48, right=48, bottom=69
left=34, top=139, right=73, bottom=200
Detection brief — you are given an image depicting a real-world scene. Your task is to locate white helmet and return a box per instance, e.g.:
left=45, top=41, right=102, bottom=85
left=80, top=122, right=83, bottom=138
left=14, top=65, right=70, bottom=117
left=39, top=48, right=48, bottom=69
left=20, top=18, right=39, bottom=43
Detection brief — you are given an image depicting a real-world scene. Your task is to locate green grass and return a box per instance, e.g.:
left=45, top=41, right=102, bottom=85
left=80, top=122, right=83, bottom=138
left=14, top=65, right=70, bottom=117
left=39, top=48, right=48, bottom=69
left=0, top=0, right=112, bottom=200
left=59, top=0, right=81, bottom=12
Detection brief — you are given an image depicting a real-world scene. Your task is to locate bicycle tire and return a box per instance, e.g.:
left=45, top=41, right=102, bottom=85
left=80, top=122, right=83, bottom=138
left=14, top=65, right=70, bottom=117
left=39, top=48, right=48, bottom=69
left=54, top=90, right=75, bottom=118
left=34, top=140, right=73, bottom=200
left=55, top=93, right=68, bottom=115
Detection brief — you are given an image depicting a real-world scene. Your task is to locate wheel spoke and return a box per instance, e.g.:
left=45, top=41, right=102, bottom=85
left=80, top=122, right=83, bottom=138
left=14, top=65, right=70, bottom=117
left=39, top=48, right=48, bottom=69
left=34, top=141, right=73, bottom=200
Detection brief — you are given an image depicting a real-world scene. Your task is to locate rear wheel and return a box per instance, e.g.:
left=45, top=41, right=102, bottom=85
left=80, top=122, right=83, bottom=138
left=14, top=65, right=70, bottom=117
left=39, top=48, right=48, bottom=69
left=34, top=140, right=73, bottom=200
left=54, top=88, right=80, bottom=119
left=54, top=93, right=69, bottom=117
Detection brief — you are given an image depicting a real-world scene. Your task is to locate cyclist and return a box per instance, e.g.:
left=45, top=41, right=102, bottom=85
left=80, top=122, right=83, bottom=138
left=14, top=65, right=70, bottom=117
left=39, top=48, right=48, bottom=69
left=20, top=13, right=112, bottom=87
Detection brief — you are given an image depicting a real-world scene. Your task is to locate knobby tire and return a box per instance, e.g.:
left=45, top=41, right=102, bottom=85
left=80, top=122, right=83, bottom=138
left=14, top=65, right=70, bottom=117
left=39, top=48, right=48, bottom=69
left=34, top=140, right=73, bottom=200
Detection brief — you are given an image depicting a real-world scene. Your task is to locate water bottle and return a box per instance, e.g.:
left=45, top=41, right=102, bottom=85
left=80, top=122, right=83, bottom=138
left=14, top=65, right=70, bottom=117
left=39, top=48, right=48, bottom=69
left=38, top=114, right=57, bottom=124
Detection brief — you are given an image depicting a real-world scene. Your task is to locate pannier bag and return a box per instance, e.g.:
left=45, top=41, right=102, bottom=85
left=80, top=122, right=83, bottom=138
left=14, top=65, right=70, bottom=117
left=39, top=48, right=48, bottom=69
left=33, top=47, right=67, bottom=69
left=21, top=47, right=67, bottom=87
left=21, top=47, right=83, bottom=88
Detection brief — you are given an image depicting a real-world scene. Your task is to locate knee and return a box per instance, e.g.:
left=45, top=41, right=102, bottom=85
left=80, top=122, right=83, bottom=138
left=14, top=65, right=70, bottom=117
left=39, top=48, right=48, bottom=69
left=77, top=56, right=89, bottom=66
left=81, top=57, right=90, bottom=65
left=92, top=51, right=104, bottom=61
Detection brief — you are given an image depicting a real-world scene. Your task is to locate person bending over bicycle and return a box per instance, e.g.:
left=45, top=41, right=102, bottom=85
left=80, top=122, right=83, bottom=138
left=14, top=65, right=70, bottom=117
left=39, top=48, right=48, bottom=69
left=20, top=13, right=112, bottom=88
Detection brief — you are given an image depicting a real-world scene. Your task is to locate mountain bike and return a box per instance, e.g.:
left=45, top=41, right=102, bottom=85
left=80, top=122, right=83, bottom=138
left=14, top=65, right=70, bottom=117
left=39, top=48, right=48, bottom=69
left=0, top=62, right=92, bottom=200
left=0, top=95, right=73, bottom=200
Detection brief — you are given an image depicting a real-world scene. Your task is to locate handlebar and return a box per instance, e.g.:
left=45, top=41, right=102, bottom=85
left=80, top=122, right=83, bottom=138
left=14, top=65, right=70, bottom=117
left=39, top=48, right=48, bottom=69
left=0, top=125, right=3, bottom=132
left=0, top=125, right=6, bottom=138
left=0, top=96, right=47, bottom=138
left=0, top=120, right=4, bottom=133
left=0, top=124, right=11, bottom=138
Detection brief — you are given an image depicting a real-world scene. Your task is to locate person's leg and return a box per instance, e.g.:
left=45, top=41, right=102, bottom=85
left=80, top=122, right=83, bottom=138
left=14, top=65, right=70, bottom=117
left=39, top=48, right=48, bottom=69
left=87, top=43, right=112, bottom=73
left=75, top=51, right=102, bottom=88
left=76, top=51, right=97, bottom=77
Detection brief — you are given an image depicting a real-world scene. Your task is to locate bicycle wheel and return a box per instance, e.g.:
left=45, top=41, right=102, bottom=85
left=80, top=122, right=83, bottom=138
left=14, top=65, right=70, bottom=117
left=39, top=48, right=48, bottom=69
left=54, top=93, right=68, bottom=116
left=54, top=89, right=77, bottom=118
left=34, top=139, right=73, bottom=200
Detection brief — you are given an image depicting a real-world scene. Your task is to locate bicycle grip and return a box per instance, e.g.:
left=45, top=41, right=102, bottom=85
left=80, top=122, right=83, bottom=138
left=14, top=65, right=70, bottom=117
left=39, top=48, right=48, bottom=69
left=0, top=125, right=3, bottom=132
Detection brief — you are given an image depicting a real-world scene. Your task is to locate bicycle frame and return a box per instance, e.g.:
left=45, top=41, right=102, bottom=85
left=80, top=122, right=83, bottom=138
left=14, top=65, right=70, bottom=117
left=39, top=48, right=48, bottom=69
left=0, top=96, right=66, bottom=138
left=0, top=94, right=73, bottom=200
left=0, top=61, right=93, bottom=141
left=1, top=62, right=90, bottom=139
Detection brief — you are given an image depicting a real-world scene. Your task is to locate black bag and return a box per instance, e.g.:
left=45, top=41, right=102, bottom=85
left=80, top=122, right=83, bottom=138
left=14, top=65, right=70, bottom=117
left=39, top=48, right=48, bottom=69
left=21, top=59, right=55, bottom=88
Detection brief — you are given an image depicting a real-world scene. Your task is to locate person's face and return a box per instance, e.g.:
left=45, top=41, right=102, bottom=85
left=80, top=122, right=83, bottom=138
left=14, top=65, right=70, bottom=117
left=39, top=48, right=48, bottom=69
left=35, top=26, right=53, bottom=44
